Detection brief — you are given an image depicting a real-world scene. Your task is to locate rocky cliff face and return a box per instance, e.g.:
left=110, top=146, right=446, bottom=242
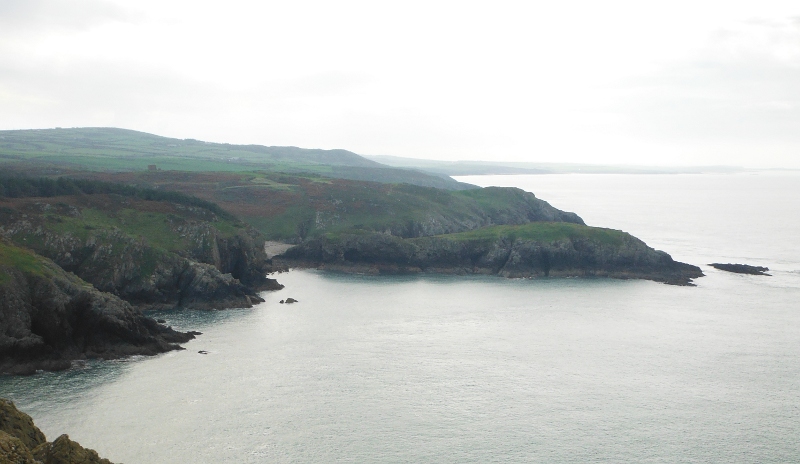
left=0, top=398, right=114, bottom=463
left=0, top=198, right=281, bottom=311
left=0, top=242, right=195, bottom=375
left=280, top=226, right=703, bottom=286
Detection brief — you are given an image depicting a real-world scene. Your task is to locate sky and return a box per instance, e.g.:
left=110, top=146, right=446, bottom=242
left=1, top=0, right=799, bottom=168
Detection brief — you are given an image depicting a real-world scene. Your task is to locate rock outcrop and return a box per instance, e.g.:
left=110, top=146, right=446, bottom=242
left=0, top=398, right=114, bottom=463
left=279, top=224, right=704, bottom=286
left=0, top=241, right=195, bottom=375
left=709, top=263, right=770, bottom=276
left=0, top=199, right=282, bottom=311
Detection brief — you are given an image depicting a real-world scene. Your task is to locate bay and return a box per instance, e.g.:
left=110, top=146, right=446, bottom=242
left=2, top=172, right=799, bottom=463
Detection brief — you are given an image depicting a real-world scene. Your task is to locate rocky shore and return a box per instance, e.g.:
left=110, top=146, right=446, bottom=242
left=0, top=398, right=114, bottom=463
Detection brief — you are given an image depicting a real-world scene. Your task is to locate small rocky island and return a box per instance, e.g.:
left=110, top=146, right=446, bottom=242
left=709, top=263, right=771, bottom=276
left=0, top=398, right=114, bottom=463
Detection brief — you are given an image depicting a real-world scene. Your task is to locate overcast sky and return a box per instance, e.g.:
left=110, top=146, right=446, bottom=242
left=1, top=0, right=799, bottom=167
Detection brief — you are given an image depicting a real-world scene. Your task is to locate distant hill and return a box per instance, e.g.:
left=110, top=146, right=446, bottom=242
left=0, top=127, right=473, bottom=190
left=366, top=154, right=745, bottom=176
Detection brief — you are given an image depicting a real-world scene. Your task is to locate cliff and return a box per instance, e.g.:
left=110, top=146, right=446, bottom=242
left=0, top=398, right=114, bottom=463
left=0, top=192, right=281, bottom=311
left=0, top=241, right=195, bottom=375
left=279, top=223, right=703, bottom=286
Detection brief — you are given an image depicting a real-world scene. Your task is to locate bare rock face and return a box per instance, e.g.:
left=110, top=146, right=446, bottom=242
left=0, top=431, right=39, bottom=464
left=0, top=243, right=195, bottom=375
left=0, top=399, right=46, bottom=451
left=0, top=399, right=114, bottom=464
left=32, top=434, right=113, bottom=464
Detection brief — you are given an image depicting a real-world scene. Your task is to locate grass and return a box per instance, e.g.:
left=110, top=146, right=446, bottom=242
left=428, top=222, right=629, bottom=246
left=0, top=242, right=48, bottom=282
left=48, top=207, right=242, bottom=252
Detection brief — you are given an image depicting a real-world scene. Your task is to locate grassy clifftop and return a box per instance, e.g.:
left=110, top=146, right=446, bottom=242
left=0, top=170, right=581, bottom=243
left=430, top=222, right=627, bottom=246
left=0, top=241, right=49, bottom=284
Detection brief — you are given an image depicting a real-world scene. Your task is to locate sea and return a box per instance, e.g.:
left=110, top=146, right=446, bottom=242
left=1, top=172, right=799, bottom=463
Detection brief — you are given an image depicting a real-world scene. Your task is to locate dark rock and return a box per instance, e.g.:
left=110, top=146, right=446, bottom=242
left=156, top=319, right=166, bottom=324
left=32, top=434, right=113, bottom=464
left=0, top=212, right=283, bottom=312
left=709, top=263, right=771, bottom=276
left=187, top=331, right=203, bottom=336
left=198, top=350, right=208, bottom=354
left=0, top=430, right=38, bottom=464
left=284, top=298, right=298, bottom=304
left=0, top=243, right=196, bottom=375
left=0, top=398, right=46, bottom=450
left=279, top=300, right=284, bottom=304
left=1, top=399, right=115, bottom=463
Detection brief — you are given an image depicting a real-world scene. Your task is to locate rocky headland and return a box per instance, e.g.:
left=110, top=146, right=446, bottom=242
left=279, top=223, right=704, bottom=286
left=0, top=185, right=282, bottom=312
left=0, top=397, right=114, bottom=463
left=0, top=240, right=195, bottom=375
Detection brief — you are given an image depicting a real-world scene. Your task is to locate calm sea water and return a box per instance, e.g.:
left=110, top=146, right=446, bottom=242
left=2, top=172, right=799, bottom=463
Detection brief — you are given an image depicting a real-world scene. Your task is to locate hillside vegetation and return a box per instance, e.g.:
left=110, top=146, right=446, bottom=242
left=0, top=127, right=471, bottom=190
left=0, top=170, right=583, bottom=243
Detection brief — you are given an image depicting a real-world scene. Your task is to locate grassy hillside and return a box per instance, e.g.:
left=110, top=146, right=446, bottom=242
left=2, top=170, right=581, bottom=242
left=0, top=190, right=246, bottom=257
left=0, top=127, right=471, bottom=190
left=0, top=241, right=49, bottom=283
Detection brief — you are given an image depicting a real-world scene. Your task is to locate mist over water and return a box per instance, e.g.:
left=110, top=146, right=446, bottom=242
left=2, top=173, right=799, bottom=463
